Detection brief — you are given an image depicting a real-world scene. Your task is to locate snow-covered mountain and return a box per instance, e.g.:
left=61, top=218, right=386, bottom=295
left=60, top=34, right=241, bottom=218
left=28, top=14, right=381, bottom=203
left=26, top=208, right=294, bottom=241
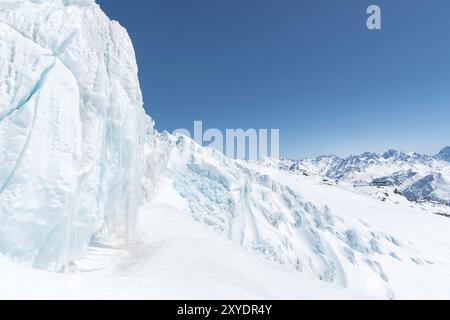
left=437, top=146, right=450, bottom=162
left=140, top=132, right=450, bottom=299
left=281, top=148, right=450, bottom=207
left=1, top=0, right=450, bottom=300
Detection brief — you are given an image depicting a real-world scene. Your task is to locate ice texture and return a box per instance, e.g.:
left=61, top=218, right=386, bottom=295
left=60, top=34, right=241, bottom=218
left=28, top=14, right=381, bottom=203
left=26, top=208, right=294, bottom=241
left=0, top=0, right=146, bottom=270
left=1, top=0, right=450, bottom=300
left=145, top=132, right=438, bottom=298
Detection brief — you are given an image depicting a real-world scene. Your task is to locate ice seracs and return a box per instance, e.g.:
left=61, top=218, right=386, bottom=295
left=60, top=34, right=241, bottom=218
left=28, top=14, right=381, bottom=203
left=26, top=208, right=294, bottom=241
left=143, top=132, right=450, bottom=299
left=0, top=0, right=146, bottom=270
left=1, top=0, right=450, bottom=300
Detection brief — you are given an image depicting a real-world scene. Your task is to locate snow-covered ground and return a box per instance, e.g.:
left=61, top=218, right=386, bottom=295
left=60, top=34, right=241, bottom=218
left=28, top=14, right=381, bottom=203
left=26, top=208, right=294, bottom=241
left=138, top=134, right=450, bottom=299
left=253, top=164, right=450, bottom=299
left=2, top=166, right=449, bottom=299
left=1, top=0, right=450, bottom=300
left=0, top=179, right=362, bottom=300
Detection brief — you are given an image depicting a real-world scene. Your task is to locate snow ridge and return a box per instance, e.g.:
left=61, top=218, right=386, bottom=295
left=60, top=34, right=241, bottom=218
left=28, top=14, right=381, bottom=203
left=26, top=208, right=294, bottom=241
left=282, top=147, right=450, bottom=206
left=1, top=0, right=450, bottom=300
left=143, top=132, right=445, bottom=299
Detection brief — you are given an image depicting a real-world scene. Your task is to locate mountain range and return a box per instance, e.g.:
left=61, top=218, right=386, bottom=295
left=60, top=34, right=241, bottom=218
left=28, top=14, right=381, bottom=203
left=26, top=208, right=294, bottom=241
left=1, top=0, right=450, bottom=300
left=280, top=147, right=450, bottom=206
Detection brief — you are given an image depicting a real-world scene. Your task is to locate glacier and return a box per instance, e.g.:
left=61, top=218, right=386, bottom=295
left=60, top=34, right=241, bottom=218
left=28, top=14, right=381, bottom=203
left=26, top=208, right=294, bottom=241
left=1, top=0, right=450, bottom=300
left=144, top=132, right=450, bottom=299
left=0, top=0, right=145, bottom=270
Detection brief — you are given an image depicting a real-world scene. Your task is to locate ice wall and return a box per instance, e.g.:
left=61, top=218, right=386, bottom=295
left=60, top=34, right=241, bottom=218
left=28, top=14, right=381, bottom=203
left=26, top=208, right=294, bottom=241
left=0, top=0, right=146, bottom=270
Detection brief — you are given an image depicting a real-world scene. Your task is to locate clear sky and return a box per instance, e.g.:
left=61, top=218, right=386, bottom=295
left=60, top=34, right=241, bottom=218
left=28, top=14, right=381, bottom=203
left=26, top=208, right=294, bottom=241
left=96, top=0, right=450, bottom=159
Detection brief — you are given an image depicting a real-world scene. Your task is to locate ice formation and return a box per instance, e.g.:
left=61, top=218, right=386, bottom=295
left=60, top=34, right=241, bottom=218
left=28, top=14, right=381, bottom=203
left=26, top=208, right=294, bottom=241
left=1, top=0, right=450, bottom=300
left=0, top=0, right=146, bottom=270
left=146, top=133, right=450, bottom=299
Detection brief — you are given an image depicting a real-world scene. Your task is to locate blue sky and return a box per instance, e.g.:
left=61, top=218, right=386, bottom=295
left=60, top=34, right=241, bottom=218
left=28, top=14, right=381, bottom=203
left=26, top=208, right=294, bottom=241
left=97, top=0, right=450, bottom=159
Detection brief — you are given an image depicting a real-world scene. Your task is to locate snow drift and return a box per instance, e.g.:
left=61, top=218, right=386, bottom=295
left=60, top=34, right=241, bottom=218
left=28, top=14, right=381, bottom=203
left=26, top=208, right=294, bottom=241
left=0, top=0, right=146, bottom=270
left=144, top=133, right=450, bottom=299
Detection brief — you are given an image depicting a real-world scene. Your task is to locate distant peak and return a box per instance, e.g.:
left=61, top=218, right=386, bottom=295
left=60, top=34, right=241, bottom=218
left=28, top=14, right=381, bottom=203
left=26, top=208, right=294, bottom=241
left=437, top=146, right=450, bottom=162
left=382, top=149, right=406, bottom=159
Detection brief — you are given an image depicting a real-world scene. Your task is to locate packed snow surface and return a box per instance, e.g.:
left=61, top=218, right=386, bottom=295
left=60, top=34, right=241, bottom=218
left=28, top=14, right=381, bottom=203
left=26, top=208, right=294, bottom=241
left=0, top=181, right=362, bottom=300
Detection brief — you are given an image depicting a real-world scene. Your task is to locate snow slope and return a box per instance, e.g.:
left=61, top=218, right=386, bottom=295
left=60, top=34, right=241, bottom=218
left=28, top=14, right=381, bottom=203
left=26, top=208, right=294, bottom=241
left=0, top=179, right=361, bottom=300
left=142, top=133, right=450, bottom=299
left=0, top=0, right=145, bottom=270
left=259, top=166, right=450, bottom=299
left=1, top=0, right=450, bottom=301
left=282, top=149, right=450, bottom=206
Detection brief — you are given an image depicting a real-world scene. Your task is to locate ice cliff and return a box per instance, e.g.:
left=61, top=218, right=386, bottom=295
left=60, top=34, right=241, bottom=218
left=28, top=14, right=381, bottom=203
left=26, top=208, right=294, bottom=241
left=1, top=0, right=449, bottom=300
left=0, top=0, right=146, bottom=270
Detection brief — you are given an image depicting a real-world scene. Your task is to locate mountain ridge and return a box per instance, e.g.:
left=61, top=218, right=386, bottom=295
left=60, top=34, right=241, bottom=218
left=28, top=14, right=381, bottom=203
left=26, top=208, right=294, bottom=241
left=280, top=146, right=450, bottom=207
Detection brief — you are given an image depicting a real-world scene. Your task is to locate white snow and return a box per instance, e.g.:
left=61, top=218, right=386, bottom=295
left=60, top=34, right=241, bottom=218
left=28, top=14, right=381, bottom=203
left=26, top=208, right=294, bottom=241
left=254, top=165, right=450, bottom=299
left=145, top=133, right=450, bottom=299
left=1, top=0, right=450, bottom=300
left=0, top=180, right=362, bottom=300
left=285, top=150, right=450, bottom=206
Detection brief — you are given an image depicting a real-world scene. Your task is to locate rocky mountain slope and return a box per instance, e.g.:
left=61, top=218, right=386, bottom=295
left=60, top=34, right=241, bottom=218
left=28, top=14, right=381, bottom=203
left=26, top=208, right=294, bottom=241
left=281, top=148, right=450, bottom=207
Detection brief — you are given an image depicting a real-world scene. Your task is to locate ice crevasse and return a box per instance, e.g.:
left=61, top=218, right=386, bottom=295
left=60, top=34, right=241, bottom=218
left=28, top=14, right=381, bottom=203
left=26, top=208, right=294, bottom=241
left=0, top=0, right=147, bottom=270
